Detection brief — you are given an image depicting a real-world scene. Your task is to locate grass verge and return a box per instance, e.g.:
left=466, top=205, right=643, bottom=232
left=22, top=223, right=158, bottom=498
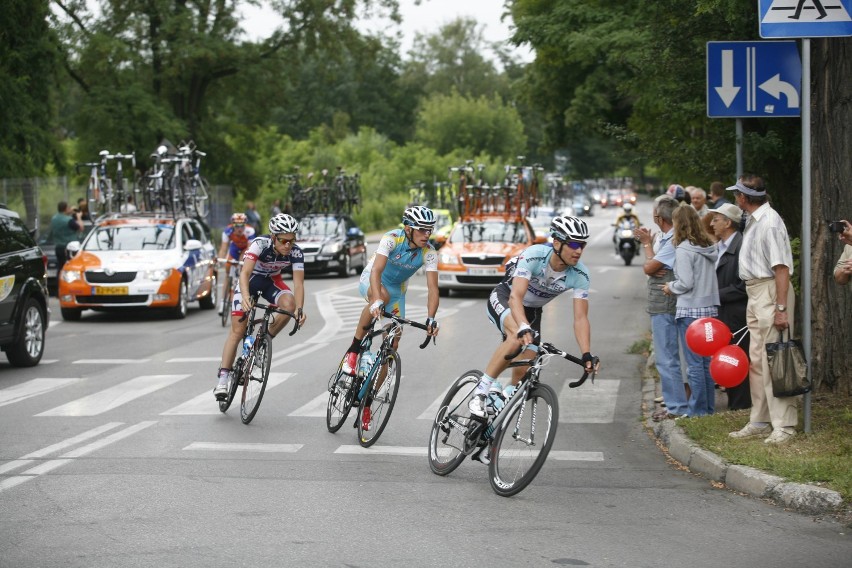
left=677, top=393, right=852, bottom=502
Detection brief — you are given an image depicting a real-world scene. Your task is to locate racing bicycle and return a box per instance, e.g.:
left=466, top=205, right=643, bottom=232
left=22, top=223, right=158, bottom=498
left=218, top=293, right=301, bottom=424
left=326, top=310, right=434, bottom=447
left=216, top=258, right=242, bottom=327
left=428, top=341, right=598, bottom=497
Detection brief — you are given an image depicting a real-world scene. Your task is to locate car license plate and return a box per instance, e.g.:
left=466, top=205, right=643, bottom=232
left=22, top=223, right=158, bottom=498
left=468, top=267, right=497, bottom=275
left=93, top=286, right=129, bottom=295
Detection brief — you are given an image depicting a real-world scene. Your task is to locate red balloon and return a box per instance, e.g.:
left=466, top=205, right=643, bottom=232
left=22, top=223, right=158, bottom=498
left=685, top=317, right=732, bottom=356
left=710, top=345, right=749, bottom=388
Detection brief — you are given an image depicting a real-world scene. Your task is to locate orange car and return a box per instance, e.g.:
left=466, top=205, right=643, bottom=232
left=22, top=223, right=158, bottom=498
left=58, top=214, right=217, bottom=320
left=436, top=215, right=545, bottom=296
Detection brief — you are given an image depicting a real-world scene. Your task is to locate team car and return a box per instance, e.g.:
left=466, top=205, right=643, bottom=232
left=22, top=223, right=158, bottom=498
left=296, top=213, right=367, bottom=277
left=58, top=213, right=217, bottom=320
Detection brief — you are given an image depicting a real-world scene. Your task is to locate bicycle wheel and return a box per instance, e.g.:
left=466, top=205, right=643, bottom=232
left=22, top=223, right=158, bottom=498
left=220, top=272, right=232, bottom=327
left=488, top=383, right=558, bottom=497
left=191, top=176, right=210, bottom=219
left=240, top=335, right=272, bottom=424
left=428, top=370, right=482, bottom=476
left=357, top=350, right=401, bottom=447
left=326, top=358, right=357, bottom=433
left=218, top=356, right=244, bottom=413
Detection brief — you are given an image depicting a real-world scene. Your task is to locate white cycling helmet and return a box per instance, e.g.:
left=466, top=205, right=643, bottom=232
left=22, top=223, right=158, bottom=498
left=268, top=213, right=299, bottom=234
left=550, top=215, right=590, bottom=242
left=402, top=205, right=436, bottom=230
left=623, top=203, right=634, bottom=213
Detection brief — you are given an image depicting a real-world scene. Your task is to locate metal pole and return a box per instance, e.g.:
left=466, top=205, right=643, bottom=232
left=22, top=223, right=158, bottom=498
left=736, top=118, right=743, bottom=177
left=801, top=39, right=812, bottom=434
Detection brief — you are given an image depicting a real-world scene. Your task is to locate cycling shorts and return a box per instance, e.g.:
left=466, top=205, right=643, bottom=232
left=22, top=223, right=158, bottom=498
left=486, top=283, right=542, bottom=345
left=359, top=273, right=405, bottom=318
left=231, top=273, right=292, bottom=316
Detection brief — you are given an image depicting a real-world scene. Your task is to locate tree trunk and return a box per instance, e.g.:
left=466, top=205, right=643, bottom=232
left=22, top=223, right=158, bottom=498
left=810, top=37, right=852, bottom=395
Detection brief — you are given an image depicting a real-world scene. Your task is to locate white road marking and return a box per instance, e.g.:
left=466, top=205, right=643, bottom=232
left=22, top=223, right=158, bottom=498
left=161, top=373, right=293, bottom=415
left=0, top=421, right=156, bottom=493
left=37, top=375, right=190, bottom=416
left=288, top=392, right=329, bottom=417
left=417, top=384, right=453, bottom=420
left=549, top=451, right=604, bottom=461
left=335, top=445, right=427, bottom=456
left=72, top=359, right=151, bottom=364
left=0, top=378, right=82, bottom=408
left=166, top=357, right=220, bottom=363
left=559, top=379, right=620, bottom=423
left=183, top=442, right=302, bottom=453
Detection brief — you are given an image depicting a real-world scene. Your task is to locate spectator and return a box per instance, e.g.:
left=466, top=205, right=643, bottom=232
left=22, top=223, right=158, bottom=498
left=689, top=187, right=710, bottom=218
left=662, top=205, right=720, bottom=417
left=635, top=195, right=689, bottom=420
left=76, top=198, right=92, bottom=222
left=726, top=175, right=797, bottom=445
left=709, top=203, right=751, bottom=410
left=245, top=201, right=262, bottom=231
left=120, top=195, right=137, bottom=213
left=667, top=183, right=692, bottom=205
left=270, top=198, right=283, bottom=217
left=708, top=181, right=729, bottom=210
left=50, top=201, right=83, bottom=273
left=833, top=219, right=852, bottom=286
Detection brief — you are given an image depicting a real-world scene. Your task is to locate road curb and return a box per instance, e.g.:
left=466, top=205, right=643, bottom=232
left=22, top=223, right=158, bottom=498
left=641, top=370, right=845, bottom=517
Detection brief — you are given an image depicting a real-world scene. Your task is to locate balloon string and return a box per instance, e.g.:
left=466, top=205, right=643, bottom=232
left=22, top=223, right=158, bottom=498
left=732, top=325, right=749, bottom=346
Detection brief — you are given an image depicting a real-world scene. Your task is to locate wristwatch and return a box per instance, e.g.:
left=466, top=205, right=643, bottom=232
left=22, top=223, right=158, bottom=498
left=776, top=304, right=787, bottom=312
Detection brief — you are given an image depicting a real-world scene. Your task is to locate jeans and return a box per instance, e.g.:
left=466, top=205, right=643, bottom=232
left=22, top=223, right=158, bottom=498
left=677, top=316, right=715, bottom=417
left=651, top=313, right=688, bottom=416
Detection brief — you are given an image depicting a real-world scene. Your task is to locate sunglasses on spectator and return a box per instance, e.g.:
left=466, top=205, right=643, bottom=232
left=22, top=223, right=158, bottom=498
left=274, top=236, right=296, bottom=245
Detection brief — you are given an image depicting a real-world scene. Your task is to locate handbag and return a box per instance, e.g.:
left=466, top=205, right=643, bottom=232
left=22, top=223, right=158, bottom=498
left=766, top=329, right=810, bottom=397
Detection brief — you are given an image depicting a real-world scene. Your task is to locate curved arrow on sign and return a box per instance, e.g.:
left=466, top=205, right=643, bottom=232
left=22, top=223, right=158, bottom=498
left=758, top=73, right=799, bottom=108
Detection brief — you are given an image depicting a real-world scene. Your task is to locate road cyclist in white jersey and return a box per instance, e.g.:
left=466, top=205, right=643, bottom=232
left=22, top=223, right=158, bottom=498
left=338, top=205, right=441, bottom=430
left=213, top=213, right=308, bottom=399
left=469, top=215, right=600, bottom=419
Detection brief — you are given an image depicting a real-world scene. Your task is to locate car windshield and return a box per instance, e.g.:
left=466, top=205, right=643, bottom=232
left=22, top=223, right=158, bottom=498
left=83, top=224, right=176, bottom=251
left=435, top=213, right=451, bottom=228
left=300, top=217, right=340, bottom=237
left=451, top=220, right=528, bottom=244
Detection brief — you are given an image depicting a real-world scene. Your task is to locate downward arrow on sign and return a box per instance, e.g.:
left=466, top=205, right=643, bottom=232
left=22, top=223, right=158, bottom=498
left=715, top=50, right=740, bottom=108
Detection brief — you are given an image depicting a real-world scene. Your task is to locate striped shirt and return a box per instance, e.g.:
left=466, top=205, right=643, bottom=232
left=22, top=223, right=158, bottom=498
left=738, top=203, right=793, bottom=281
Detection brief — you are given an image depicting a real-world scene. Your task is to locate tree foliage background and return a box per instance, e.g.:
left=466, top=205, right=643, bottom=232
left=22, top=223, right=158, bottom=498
left=1, top=0, right=849, bottom=391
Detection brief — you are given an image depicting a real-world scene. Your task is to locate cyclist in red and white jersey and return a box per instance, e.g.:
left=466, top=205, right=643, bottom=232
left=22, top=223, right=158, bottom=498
left=213, top=213, right=307, bottom=400
left=217, top=213, right=256, bottom=314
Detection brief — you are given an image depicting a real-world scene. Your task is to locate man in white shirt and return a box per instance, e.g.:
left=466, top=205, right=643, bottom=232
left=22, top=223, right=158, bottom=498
left=726, top=176, right=796, bottom=444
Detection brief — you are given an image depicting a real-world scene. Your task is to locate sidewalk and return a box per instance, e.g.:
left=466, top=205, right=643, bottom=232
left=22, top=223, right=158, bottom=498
left=640, top=360, right=845, bottom=517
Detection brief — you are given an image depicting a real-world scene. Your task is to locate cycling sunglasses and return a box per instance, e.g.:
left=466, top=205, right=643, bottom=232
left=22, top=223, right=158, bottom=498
left=557, top=239, right=587, bottom=250
left=274, top=236, right=296, bottom=245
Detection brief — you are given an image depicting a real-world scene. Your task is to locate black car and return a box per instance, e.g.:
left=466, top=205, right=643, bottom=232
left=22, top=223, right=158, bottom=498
left=297, top=214, right=367, bottom=277
left=0, top=207, right=49, bottom=366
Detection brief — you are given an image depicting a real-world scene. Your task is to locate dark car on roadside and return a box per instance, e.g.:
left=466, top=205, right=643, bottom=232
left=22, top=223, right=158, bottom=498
left=0, top=206, right=49, bottom=366
left=297, top=214, right=367, bottom=277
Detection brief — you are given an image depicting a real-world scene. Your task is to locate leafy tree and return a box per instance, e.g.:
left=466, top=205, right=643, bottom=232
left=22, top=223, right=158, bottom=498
left=414, top=91, right=526, bottom=159
left=0, top=0, right=62, bottom=177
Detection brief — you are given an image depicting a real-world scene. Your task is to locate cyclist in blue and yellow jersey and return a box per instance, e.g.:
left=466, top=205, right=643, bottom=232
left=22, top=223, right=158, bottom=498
left=213, top=213, right=307, bottom=400
left=217, top=212, right=257, bottom=315
left=339, top=206, right=441, bottom=427
left=468, top=215, right=600, bottom=421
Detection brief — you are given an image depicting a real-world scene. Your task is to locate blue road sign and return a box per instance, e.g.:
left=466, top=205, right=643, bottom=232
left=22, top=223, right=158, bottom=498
left=706, top=41, right=802, bottom=118
left=759, top=0, right=852, bottom=38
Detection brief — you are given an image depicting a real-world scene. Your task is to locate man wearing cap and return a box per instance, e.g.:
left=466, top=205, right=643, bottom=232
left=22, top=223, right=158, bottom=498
left=726, top=175, right=796, bottom=444
left=709, top=203, right=751, bottom=410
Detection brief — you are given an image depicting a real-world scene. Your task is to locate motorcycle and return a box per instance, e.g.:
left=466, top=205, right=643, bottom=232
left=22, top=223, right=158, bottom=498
left=613, top=218, right=639, bottom=266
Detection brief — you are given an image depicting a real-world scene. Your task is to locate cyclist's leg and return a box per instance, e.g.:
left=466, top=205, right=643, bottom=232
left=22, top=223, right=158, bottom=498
left=374, top=285, right=404, bottom=391
left=267, top=274, right=295, bottom=337
left=214, top=282, right=249, bottom=397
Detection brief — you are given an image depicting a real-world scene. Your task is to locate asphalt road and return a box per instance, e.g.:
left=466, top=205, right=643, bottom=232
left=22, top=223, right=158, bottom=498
left=1, top=199, right=849, bottom=568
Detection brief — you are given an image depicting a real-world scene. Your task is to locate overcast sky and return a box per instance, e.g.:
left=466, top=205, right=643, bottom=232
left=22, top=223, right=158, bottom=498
left=239, top=0, right=533, bottom=63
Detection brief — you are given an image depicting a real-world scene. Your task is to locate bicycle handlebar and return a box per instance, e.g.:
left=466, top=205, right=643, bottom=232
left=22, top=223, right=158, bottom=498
left=238, top=295, right=301, bottom=336
left=361, top=310, right=436, bottom=349
left=504, top=341, right=598, bottom=388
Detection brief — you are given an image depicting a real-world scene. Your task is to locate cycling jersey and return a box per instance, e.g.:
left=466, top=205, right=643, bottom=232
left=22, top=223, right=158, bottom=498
left=361, top=228, right=437, bottom=286
left=502, top=243, right=590, bottom=308
left=243, top=235, right=304, bottom=277
left=359, top=228, right=437, bottom=317
left=222, top=224, right=256, bottom=259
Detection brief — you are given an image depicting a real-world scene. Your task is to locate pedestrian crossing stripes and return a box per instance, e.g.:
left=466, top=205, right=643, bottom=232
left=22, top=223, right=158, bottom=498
left=36, top=375, right=191, bottom=417
left=0, top=378, right=82, bottom=408
left=184, top=442, right=303, bottom=453
left=161, top=372, right=294, bottom=415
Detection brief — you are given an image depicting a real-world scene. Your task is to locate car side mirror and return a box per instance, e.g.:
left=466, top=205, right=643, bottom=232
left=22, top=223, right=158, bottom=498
left=347, top=227, right=364, bottom=239
left=184, top=239, right=202, bottom=251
